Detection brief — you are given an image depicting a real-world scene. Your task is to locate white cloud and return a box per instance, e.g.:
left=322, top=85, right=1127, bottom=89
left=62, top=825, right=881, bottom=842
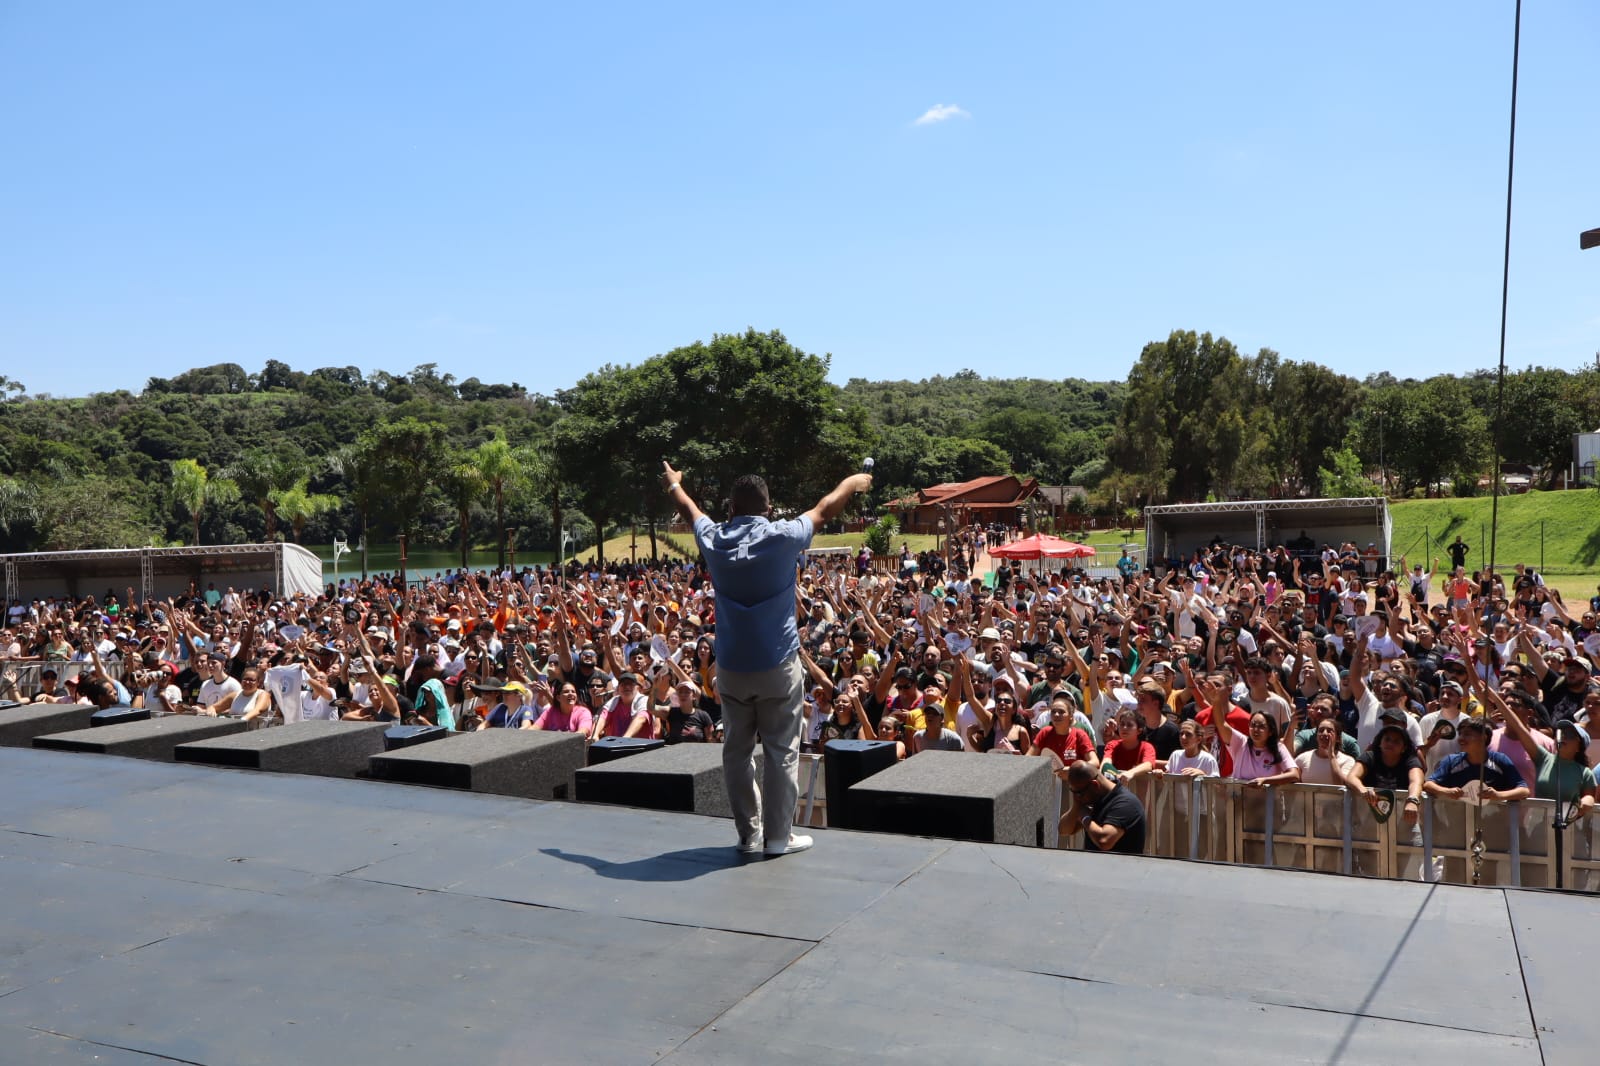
left=913, top=103, right=970, bottom=126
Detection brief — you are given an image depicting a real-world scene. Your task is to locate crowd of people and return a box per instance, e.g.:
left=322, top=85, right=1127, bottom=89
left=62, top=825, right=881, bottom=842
left=4, top=530, right=1599, bottom=859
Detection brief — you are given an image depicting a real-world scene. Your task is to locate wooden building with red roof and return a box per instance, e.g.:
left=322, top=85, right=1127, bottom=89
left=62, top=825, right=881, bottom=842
left=885, top=475, right=1040, bottom=533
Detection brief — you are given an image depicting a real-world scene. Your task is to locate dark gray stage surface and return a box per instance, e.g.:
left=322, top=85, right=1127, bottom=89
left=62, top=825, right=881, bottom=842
left=0, top=746, right=1587, bottom=1065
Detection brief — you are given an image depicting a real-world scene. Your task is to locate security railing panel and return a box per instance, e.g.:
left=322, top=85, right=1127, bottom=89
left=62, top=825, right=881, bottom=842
left=1134, top=777, right=1590, bottom=891
left=1565, top=816, right=1600, bottom=892
left=2, top=659, right=126, bottom=700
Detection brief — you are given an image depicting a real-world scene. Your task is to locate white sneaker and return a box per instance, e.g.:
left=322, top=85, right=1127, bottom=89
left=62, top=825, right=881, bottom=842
left=764, top=834, right=813, bottom=858
left=737, top=839, right=764, bottom=856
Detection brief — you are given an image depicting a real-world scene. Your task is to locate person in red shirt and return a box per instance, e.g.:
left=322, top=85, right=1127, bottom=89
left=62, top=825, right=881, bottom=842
left=1027, top=694, right=1099, bottom=772
left=1101, top=708, right=1157, bottom=785
left=1183, top=663, right=1251, bottom=777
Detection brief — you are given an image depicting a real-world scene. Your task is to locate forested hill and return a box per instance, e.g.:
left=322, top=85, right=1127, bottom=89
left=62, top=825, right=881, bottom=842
left=0, top=327, right=1595, bottom=560
left=839, top=372, right=1125, bottom=503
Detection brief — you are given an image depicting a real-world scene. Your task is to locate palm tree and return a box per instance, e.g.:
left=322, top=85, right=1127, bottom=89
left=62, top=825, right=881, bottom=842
left=473, top=431, right=540, bottom=569
left=440, top=457, right=488, bottom=568
left=224, top=450, right=303, bottom=541
left=0, top=475, right=37, bottom=538
left=268, top=478, right=340, bottom=544
left=169, top=459, right=239, bottom=546
left=327, top=443, right=382, bottom=578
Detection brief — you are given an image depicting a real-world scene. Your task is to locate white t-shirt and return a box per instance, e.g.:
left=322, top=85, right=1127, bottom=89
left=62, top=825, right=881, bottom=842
left=1164, top=749, right=1220, bottom=815
left=200, top=675, right=242, bottom=707
left=1241, top=692, right=1293, bottom=730
left=141, top=682, right=181, bottom=713
left=1285, top=656, right=1340, bottom=692
left=1367, top=633, right=1403, bottom=662
left=1354, top=689, right=1424, bottom=748
left=1295, top=749, right=1355, bottom=786
left=956, top=700, right=984, bottom=751
left=1166, top=748, right=1219, bottom=777
left=1417, top=708, right=1467, bottom=770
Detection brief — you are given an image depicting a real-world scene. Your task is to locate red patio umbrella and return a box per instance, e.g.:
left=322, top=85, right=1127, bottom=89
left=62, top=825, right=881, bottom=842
left=988, top=533, right=1096, bottom=560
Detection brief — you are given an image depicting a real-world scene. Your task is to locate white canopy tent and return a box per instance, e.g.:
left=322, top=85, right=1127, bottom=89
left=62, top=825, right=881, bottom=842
left=1, top=542, right=324, bottom=608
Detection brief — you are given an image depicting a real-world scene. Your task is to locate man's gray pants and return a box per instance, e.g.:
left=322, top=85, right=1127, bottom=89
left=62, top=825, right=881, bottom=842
left=716, top=654, right=804, bottom=848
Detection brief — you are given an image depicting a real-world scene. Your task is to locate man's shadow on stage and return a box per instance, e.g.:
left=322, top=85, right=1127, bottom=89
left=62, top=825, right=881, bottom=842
left=540, top=845, right=760, bottom=882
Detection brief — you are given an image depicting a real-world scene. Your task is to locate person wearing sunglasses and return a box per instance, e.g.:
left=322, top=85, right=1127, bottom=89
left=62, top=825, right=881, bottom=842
left=1060, top=759, right=1146, bottom=854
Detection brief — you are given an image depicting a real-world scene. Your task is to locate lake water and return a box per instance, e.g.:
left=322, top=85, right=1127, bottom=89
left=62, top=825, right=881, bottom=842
left=306, top=545, right=558, bottom=584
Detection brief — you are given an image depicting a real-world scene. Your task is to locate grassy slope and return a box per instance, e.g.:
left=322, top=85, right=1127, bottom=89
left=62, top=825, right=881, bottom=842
left=1389, top=490, right=1600, bottom=599
left=548, top=494, right=1600, bottom=600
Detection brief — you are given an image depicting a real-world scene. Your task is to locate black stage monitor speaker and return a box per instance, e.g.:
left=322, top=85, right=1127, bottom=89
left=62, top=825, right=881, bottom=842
left=90, top=705, right=150, bottom=727
left=383, top=724, right=450, bottom=751
left=823, top=739, right=898, bottom=830
left=587, top=736, right=666, bottom=765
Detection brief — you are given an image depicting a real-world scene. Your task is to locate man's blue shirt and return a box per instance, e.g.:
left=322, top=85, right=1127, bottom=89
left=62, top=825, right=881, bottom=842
left=1427, top=750, right=1525, bottom=790
left=694, top=513, right=814, bottom=673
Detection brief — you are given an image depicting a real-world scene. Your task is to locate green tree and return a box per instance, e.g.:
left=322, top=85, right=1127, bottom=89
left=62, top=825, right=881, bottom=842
left=224, top=449, right=305, bottom=540
left=976, top=408, right=1064, bottom=480
left=472, top=430, right=541, bottom=567
left=365, top=417, right=449, bottom=541
left=327, top=442, right=385, bottom=578
left=34, top=476, right=159, bottom=550
left=169, top=459, right=239, bottom=545
left=863, top=514, right=898, bottom=557
left=0, top=475, right=37, bottom=540
left=913, top=437, right=1010, bottom=485
left=439, top=455, right=488, bottom=568
left=269, top=478, right=340, bottom=544
left=1318, top=447, right=1374, bottom=498
left=1350, top=377, right=1490, bottom=496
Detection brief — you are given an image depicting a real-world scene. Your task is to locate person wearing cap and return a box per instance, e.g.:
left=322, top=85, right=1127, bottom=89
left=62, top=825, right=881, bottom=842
left=662, top=457, right=872, bottom=858
left=569, top=646, right=610, bottom=710
left=27, top=668, right=71, bottom=705
left=482, top=681, right=537, bottom=729
left=134, top=661, right=182, bottom=716
left=910, top=700, right=964, bottom=754
left=1423, top=713, right=1527, bottom=807
left=1338, top=710, right=1427, bottom=826
left=590, top=671, right=655, bottom=740
left=1347, top=634, right=1425, bottom=748
left=845, top=630, right=878, bottom=671
left=1520, top=631, right=1598, bottom=725
left=1028, top=645, right=1082, bottom=716
left=1416, top=681, right=1470, bottom=771
left=1484, top=682, right=1595, bottom=810
left=661, top=676, right=715, bottom=744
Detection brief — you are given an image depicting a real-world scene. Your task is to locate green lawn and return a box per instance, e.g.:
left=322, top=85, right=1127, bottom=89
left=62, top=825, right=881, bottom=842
left=1388, top=490, right=1600, bottom=600
left=555, top=495, right=1600, bottom=605
left=571, top=527, right=1147, bottom=567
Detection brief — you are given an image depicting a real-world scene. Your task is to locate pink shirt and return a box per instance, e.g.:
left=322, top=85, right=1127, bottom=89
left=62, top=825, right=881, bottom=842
left=598, top=695, right=656, bottom=739
left=1490, top=727, right=1553, bottom=787
left=1225, top=731, right=1295, bottom=781
left=533, top=704, right=593, bottom=734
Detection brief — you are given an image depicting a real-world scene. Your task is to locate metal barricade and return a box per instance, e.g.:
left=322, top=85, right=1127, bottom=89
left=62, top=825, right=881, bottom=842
left=1142, top=777, right=1577, bottom=891
left=1, top=659, right=127, bottom=700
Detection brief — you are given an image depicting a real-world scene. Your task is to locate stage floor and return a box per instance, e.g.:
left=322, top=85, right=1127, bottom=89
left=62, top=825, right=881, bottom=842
left=0, top=746, right=1589, bottom=1065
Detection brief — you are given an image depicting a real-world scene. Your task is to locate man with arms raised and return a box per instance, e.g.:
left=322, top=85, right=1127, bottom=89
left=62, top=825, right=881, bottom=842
left=662, top=459, right=871, bottom=857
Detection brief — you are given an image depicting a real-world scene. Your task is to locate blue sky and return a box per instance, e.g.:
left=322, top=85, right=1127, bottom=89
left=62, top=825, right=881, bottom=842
left=2, top=2, right=1596, bottom=399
